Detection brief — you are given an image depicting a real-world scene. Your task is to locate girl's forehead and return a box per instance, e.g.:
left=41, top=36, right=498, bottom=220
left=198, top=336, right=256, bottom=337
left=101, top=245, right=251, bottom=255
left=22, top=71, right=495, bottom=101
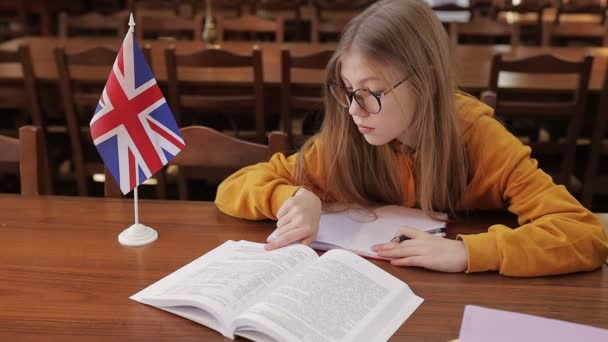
left=339, top=52, right=398, bottom=80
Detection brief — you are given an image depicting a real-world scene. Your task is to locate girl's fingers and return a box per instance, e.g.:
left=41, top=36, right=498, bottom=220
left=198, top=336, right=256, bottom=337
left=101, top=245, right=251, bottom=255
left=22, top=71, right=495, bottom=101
left=396, top=226, right=426, bottom=239
left=276, top=199, right=293, bottom=219
left=276, top=210, right=295, bottom=229
left=301, top=235, right=316, bottom=246
left=391, top=256, right=428, bottom=267
left=377, top=246, right=425, bottom=258
left=371, top=239, right=421, bottom=252
left=273, top=219, right=299, bottom=237
left=265, top=227, right=309, bottom=250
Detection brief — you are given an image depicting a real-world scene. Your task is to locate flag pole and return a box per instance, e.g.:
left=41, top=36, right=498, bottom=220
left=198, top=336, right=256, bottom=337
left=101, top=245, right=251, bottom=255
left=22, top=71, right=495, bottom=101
left=134, top=186, right=139, bottom=225
left=117, top=13, right=158, bottom=247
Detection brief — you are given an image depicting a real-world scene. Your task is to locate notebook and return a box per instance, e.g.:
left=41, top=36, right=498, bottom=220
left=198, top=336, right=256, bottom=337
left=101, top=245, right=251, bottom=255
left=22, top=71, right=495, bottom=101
left=459, top=305, right=608, bottom=342
left=268, top=205, right=447, bottom=260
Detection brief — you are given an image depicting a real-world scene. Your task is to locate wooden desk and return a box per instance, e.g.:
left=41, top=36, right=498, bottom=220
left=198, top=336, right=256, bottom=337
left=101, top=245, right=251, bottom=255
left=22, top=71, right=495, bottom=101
left=1, top=195, right=607, bottom=341
left=1, top=37, right=607, bottom=93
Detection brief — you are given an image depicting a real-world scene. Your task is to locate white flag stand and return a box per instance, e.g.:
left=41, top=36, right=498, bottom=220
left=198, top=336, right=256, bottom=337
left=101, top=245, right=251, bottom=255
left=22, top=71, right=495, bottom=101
left=116, top=14, right=158, bottom=247
left=118, top=187, right=158, bottom=246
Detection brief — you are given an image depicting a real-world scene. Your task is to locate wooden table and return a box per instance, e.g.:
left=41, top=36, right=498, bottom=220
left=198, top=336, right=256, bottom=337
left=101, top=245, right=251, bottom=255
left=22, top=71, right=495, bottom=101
left=1, top=37, right=607, bottom=93
left=1, top=195, right=607, bottom=341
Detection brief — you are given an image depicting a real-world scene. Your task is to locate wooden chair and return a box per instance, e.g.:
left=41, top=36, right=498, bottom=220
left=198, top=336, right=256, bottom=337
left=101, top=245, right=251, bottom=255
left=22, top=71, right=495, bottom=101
left=55, top=45, right=157, bottom=196
left=0, top=45, right=45, bottom=137
left=582, top=65, right=608, bottom=208
left=555, top=0, right=607, bottom=25
left=542, top=20, right=608, bottom=46
left=0, top=126, right=49, bottom=196
left=451, top=17, right=520, bottom=46
left=542, top=1, right=608, bottom=46
left=494, top=0, right=549, bottom=44
left=0, top=45, right=52, bottom=194
left=193, top=0, right=244, bottom=18
left=0, top=2, right=27, bottom=41
left=104, top=126, right=290, bottom=200
left=128, top=0, right=180, bottom=16
left=217, top=14, right=285, bottom=43
left=481, top=53, right=593, bottom=187
left=310, top=17, right=351, bottom=43
left=165, top=45, right=265, bottom=142
left=280, top=47, right=333, bottom=138
left=58, top=11, right=129, bottom=38
left=136, top=13, right=203, bottom=41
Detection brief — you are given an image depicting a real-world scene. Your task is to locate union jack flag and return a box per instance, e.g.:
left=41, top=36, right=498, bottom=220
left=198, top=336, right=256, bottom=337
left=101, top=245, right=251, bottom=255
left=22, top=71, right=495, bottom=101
left=90, top=27, right=184, bottom=195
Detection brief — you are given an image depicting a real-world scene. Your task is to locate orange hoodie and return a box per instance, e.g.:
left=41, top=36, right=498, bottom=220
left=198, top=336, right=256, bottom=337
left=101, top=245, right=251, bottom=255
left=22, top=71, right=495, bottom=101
left=215, top=93, right=608, bottom=276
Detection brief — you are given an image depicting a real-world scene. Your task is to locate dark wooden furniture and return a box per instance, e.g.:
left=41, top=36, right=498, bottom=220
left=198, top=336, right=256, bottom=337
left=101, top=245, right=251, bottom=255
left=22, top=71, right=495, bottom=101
left=0, top=195, right=606, bottom=341
left=54, top=45, right=118, bottom=196
left=0, top=44, right=45, bottom=136
left=0, top=126, right=49, bottom=196
left=451, top=17, right=521, bottom=46
left=482, top=53, right=593, bottom=187
left=165, top=45, right=265, bottom=141
left=583, top=65, right=608, bottom=208
left=280, top=47, right=332, bottom=137
left=0, top=2, right=27, bottom=41
left=217, top=14, right=285, bottom=43
left=58, top=11, right=129, bottom=38
left=6, top=37, right=608, bottom=94
left=136, top=13, right=203, bottom=41
left=105, top=126, right=289, bottom=200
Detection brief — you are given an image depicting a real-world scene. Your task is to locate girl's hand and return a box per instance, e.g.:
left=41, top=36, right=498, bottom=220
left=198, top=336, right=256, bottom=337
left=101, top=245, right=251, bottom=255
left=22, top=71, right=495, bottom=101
left=265, top=188, right=322, bottom=250
left=371, top=226, right=468, bottom=272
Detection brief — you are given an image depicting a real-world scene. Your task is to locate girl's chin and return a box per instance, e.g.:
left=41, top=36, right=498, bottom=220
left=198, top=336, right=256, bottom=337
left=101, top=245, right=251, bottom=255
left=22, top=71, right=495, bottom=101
left=362, top=134, right=391, bottom=146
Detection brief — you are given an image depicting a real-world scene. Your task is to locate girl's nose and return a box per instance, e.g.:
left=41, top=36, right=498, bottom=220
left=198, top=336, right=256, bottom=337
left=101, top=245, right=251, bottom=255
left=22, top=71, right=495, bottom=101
left=348, top=97, right=369, bottom=117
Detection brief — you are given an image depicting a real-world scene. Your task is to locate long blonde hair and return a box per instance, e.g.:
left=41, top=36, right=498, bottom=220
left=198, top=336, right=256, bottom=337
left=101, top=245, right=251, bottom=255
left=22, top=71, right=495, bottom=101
left=296, top=0, right=467, bottom=215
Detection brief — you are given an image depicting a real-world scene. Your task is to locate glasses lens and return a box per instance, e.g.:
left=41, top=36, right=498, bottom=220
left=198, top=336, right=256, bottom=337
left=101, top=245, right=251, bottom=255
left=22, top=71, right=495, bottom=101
left=355, top=90, right=381, bottom=114
left=329, top=83, right=350, bottom=108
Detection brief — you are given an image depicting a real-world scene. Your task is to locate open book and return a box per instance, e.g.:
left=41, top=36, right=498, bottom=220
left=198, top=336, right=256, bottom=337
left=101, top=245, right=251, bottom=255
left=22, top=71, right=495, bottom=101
left=131, top=240, right=423, bottom=342
left=269, top=205, right=447, bottom=260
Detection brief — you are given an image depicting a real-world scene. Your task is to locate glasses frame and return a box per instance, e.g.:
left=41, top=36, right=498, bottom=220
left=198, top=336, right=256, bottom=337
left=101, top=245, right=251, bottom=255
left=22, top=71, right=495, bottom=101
left=329, top=77, right=408, bottom=114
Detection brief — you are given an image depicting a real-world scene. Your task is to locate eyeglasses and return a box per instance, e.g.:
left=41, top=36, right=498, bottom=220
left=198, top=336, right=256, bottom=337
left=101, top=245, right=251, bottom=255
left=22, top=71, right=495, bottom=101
left=328, top=77, right=408, bottom=114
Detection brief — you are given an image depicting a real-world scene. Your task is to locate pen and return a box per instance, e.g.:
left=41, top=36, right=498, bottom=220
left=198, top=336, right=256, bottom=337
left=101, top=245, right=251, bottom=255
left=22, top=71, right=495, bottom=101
left=390, top=227, right=446, bottom=242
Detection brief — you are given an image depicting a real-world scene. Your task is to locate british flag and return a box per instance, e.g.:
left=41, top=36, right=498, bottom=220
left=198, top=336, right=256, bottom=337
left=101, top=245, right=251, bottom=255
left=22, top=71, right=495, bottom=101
left=90, top=27, right=184, bottom=195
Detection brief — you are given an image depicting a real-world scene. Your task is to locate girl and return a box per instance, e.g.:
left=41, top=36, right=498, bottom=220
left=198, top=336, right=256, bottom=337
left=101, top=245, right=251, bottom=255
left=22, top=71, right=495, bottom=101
left=215, top=0, right=608, bottom=276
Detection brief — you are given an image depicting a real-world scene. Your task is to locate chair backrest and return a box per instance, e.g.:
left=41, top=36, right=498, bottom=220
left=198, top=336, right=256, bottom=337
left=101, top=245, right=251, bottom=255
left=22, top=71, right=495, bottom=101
left=582, top=62, right=608, bottom=208
left=309, top=14, right=354, bottom=43
left=54, top=45, right=152, bottom=196
left=484, top=53, right=593, bottom=186
left=58, top=11, right=129, bottom=38
left=0, top=3, right=27, bottom=40
left=280, top=47, right=333, bottom=138
left=450, top=17, right=520, bottom=46
left=136, top=13, right=203, bottom=41
left=542, top=20, right=608, bottom=46
left=555, top=0, right=607, bottom=24
left=128, top=0, right=180, bottom=16
left=194, top=0, right=244, bottom=18
left=216, top=14, right=285, bottom=43
left=105, top=125, right=291, bottom=200
left=251, top=0, right=304, bottom=20
left=165, top=45, right=265, bottom=142
left=0, top=45, right=45, bottom=137
left=0, top=126, right=49, bottom=196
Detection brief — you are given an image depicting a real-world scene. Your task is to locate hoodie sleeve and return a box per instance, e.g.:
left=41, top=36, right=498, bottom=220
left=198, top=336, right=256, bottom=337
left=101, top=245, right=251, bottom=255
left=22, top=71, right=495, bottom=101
left=215, top=139, right=323, bottom=220
left=458, top=114, right=608, bottom=276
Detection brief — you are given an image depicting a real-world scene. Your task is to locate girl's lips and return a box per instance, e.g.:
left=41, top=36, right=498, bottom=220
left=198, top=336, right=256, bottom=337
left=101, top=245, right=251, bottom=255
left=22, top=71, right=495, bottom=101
left=357, top=125, right=374, bottom=133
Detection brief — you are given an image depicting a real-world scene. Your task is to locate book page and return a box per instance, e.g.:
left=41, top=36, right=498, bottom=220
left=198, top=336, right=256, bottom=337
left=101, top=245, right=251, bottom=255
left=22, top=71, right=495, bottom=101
left=315, top=205, right=446, bottom=256
left=233, top=249, right=423, bottom=342
left=132, top=241, right=317, bottom=338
